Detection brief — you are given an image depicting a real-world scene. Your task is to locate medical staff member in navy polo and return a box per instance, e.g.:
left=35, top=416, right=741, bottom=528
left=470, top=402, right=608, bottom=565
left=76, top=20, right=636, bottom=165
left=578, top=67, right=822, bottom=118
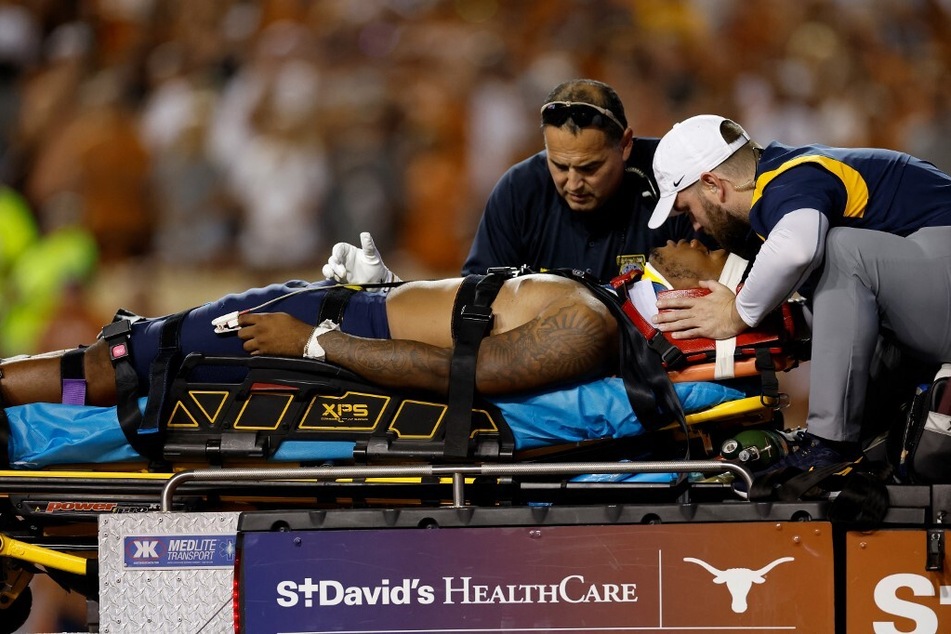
left=647, top=114, right=951, bottom=472
left=323, top=79, right=699, bottom=284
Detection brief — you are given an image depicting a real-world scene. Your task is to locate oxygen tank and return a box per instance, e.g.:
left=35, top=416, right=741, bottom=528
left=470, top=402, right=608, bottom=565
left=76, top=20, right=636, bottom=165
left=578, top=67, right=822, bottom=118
left=720, top=429, right=791, bottom=471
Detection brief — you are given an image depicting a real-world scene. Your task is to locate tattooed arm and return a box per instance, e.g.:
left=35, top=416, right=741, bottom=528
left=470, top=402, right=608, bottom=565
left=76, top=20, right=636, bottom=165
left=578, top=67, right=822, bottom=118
left=326, top=298, right=616, bottom=394
left=473, top=296, right=618, bottom=394
left=237, top=297, right=618, bottom=395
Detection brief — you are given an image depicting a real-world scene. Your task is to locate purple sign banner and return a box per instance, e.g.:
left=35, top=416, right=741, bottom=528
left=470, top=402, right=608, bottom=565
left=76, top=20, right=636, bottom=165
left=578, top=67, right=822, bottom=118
left=237, top=522, right=833, bottom=632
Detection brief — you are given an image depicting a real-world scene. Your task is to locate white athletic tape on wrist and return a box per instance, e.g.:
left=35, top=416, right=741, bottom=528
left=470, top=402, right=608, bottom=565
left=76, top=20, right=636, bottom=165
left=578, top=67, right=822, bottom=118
left=303, top=319, right=340, bottom=360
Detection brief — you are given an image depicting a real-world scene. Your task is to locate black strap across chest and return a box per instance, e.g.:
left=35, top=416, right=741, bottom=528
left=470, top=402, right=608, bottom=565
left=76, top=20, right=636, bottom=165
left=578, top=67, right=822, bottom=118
left=547, top=268, right=690, bottom=453
left=442, top=269, right=513, bottom=459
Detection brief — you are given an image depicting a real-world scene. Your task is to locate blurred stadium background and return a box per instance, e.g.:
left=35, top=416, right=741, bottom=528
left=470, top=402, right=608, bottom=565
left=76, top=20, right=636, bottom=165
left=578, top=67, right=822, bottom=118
left=7, top=0, right=951, bottom=630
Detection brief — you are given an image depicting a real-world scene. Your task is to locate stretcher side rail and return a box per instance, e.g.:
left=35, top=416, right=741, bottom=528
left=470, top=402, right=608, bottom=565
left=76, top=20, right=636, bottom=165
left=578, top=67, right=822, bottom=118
left=161, top=352, right=517, bottom=463
left=158, top=459, right=755, bottom=510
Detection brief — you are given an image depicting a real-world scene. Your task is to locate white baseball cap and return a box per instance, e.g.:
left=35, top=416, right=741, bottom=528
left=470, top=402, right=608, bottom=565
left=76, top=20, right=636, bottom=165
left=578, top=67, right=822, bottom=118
left=648, top=115, right=750, bottom=229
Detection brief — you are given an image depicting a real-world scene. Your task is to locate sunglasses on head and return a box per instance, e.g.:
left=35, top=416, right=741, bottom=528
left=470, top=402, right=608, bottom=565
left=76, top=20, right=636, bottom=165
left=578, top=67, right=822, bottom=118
left=540, top=101, right=625, bottom=131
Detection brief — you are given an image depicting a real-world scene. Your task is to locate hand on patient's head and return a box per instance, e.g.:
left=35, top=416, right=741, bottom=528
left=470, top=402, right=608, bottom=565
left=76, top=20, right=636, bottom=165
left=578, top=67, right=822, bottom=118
left=322, top=232, right=401, bottom=285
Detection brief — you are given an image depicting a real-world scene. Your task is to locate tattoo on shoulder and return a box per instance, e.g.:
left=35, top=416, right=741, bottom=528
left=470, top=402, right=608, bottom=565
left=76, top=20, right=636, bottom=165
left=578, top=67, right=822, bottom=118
left=480, top=303, right=612, bottom=390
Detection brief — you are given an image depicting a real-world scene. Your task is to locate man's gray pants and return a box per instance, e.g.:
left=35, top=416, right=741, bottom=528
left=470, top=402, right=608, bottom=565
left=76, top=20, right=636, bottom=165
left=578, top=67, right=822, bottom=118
left=807, top=226, right=951, bottom=442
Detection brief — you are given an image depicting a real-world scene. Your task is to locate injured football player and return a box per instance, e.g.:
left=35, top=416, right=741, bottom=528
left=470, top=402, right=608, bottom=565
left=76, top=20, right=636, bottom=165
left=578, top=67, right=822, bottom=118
left=0, top=240, right=740, bottom=408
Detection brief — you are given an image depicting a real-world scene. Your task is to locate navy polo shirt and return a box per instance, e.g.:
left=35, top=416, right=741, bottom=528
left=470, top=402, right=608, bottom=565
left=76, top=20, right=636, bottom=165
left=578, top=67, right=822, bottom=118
left=751, top=141, right=951, bottom=238
left=462, top=137, right=698, bottom=282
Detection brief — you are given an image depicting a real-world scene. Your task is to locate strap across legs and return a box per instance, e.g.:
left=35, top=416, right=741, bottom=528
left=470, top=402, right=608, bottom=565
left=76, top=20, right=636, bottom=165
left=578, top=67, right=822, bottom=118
left=99, top=316, right=153, bottom=458
left=141, top=309, right=191, bottom=437
left=99, top=309, right=190, bottom=461
left=60, top=347, right=88, bottom=405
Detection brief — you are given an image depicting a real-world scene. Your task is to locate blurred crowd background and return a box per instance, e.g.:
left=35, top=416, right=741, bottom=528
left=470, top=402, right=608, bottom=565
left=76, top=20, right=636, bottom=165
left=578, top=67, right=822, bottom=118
left=7, top=0, right=951, bottom=630
left=0, top=0, right=950, bottom=359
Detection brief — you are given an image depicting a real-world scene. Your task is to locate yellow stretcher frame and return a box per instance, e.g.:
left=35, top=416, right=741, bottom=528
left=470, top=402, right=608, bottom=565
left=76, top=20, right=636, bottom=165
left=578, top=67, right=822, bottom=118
left=0, top=533, right=89, bottom=576
left=0, top=395, right=780, bottom=580
left=682, top=394, right=777, bottom=425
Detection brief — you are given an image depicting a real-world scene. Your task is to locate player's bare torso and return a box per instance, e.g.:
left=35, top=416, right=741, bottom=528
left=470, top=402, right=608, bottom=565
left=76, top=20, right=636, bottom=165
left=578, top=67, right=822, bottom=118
left=386, top=274, right=613, bottom=348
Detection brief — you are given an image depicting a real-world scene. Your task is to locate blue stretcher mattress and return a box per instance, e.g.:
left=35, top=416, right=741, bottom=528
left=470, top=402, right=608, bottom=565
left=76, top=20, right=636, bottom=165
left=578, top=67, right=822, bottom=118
left=5, top=378, right=744, bottom=469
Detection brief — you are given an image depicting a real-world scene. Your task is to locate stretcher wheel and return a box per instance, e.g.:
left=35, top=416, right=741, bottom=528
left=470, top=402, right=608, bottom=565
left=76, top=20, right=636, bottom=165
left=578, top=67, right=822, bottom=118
left=0, top=585, right=31, bottom=634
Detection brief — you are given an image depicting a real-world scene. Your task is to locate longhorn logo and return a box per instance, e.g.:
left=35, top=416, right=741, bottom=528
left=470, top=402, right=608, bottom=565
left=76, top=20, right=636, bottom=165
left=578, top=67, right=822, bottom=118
left=683, top=556, right=794, bottom=613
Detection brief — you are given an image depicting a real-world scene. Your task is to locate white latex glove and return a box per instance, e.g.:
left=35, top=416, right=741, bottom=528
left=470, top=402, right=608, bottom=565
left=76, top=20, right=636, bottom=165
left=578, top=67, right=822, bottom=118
left=321, top=232, right=401, bottom=284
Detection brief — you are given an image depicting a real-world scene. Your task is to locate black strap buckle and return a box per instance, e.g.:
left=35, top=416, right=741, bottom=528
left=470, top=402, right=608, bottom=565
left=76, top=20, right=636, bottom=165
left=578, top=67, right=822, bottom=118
left=648, top=330, right=684, bottom=368
left=459, top=304, right=494, bottom=329
left=99, top=318, right=132, bottom=341
left=485, top=266, right=521, bottom=278
left=100, top=319, right=133, bottom=363
left=659, top=344, right=684, bottom=368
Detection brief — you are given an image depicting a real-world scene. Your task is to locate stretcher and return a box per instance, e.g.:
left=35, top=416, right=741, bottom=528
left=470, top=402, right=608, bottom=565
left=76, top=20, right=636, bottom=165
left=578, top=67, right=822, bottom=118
left=0, top=359, right=793, bottom=629
left=0, top=275, right=812, bottom=631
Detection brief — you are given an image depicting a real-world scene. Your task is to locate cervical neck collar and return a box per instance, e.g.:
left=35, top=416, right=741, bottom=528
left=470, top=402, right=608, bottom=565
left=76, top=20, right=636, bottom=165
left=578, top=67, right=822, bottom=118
left=642, top=262, right=673, bottom=290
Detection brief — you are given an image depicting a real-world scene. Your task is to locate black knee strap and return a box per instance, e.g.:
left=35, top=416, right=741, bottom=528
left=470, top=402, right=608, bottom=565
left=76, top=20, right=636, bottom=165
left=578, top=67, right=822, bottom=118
left=100, top=309, right=191, bottom=461
left=100, top=316, right=152, bottom=458
left=141, top=309, right=190, bottom=438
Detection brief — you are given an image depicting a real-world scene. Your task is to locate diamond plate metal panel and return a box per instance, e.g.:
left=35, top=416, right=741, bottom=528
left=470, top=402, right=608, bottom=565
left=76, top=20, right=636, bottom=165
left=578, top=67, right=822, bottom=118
left=98, top=512, right=240, bottom=634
